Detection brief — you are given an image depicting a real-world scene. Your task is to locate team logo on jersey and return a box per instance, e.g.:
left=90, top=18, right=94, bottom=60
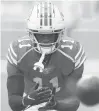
left=43, top=66, right=55, bottom=74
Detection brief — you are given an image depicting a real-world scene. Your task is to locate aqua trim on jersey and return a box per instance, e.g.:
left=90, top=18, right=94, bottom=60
left=9, top=43, right=17, bottom=58
left=7, top=44, right=17, bottom=65
left=75, top=44, right=86, bottom=69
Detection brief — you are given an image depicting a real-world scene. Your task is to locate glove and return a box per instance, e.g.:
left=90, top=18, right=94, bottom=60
left=38, top=87, right=57, bottom=110
left=22, top=83, right=52, bottom=106
left=45, top=87, right=57, bottom=109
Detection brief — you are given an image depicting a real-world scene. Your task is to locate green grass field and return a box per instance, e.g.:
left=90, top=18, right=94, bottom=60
left=1, top=59, right=99, bottom=111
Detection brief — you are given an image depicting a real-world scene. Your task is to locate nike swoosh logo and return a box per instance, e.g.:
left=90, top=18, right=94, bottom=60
left=19, top=44, right=31, bottom=48
left=27, top=95, right=35, bottom=100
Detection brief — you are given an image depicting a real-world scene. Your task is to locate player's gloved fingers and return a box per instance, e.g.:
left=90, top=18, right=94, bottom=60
left=37, top=91, right=52, bottom=98
left=29, top=83, right=39, bottom=93
left=34, top=83, right=39, bottom=90
left=39, top=98, right=50, bottom=103
left=49, top=95, right=55, bottom=102
left=38, top=89, right=52, bottom=96
left=38, top=94, right=52, bottom=100
left=52, top=87, right=56, bottom=95
left=37, top=87, right=51, bottom=93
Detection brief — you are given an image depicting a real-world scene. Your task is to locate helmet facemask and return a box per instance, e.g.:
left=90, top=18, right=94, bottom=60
left=29, top=30, right=63, bottom=54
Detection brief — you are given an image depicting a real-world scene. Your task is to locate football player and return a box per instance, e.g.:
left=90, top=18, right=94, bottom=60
left=6, top=2, right=86, bottom=111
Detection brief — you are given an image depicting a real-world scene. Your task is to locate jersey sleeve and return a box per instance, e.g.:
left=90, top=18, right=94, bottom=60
left=7, top=61, right=23, bottom=77
left=6, top=40, right=18, bottom=66
left=74, top=42, right=86, bottom=69
left=6, top=40, right=24, bottom=77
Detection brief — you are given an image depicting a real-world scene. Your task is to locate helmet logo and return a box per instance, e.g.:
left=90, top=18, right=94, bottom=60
left=43, top=66, right=55, bottom=74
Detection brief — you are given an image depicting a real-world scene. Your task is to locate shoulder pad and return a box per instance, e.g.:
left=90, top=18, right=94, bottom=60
left=6, top=36, right=33, bottom=65
left=58, top=38, right=86, bottom=69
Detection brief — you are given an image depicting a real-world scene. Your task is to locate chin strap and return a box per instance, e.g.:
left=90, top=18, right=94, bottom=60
left=33, top=52, right=46, bottom=72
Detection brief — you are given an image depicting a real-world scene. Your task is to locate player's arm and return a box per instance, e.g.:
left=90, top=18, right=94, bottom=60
left=7, top=62, right=26, bottom=111
left=54, top=64, right=84, bottom=111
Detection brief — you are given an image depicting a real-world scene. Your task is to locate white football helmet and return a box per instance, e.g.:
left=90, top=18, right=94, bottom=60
left=27, top=1, right=65, bottom=54
left=27, top=2, right=65, bottom=72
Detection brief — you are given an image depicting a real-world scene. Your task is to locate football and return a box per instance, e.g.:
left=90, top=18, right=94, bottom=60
left=76, top=75, right=99, bottom=106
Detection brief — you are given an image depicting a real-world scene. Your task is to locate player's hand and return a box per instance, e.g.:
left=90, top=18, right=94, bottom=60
left=46, top=87, right=57, bottom=109
left=22, top=83, right=52, bottom=106
left=39, top=87, right=57, bottom=110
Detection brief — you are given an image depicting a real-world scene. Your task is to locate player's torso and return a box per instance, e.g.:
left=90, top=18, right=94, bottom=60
left=18, top=45, right=75, bottom=98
